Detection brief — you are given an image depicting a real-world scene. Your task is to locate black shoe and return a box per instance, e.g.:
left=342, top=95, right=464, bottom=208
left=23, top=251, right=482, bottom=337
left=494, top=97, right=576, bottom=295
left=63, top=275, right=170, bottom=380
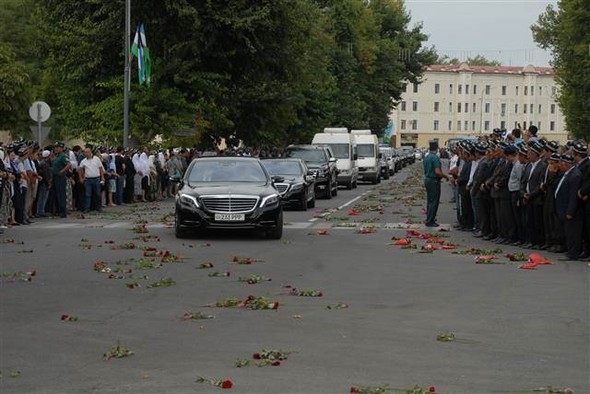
left=530, top=244, right=541, bottom=250
left=482, top=235, right=494, bottom=241
left=473, top=231, right=483, bottom=238
left=540, top=244, right=550, bottom=250
left=510, top=241, right=523, bottom=246
left=558, top=256, right=578, bottom=261
left=493, top=238, right=506, bottom=244
left=26, top=220, right=34, bottom=224
left=17, top=221, right=29, bottom=226
left=522, top=243, right=532, bottom=249
left=425, top=222, right=440, bottom=227
left=59, top=214, right=67, bottom=218
left=578, top=252, right=589, bottom=259
left=553, top=247, right=567, bottom=253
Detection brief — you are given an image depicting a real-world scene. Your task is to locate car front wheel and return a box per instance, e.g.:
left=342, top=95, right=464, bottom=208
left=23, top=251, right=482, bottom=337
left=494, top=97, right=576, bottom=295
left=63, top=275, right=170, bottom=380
left=267, top=211, right=283, bottom=239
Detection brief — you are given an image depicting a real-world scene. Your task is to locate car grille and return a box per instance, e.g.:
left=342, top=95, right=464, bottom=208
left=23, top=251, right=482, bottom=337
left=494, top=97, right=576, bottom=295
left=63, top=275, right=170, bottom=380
left=201, top=196, right=259, bottom=213
left=274, top=184, right=289, bottom=195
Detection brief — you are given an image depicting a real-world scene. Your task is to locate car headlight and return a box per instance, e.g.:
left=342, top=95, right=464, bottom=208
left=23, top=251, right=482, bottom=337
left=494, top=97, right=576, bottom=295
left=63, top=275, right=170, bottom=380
left=291, top=183, right=304, bottom=191
left=177, top=193, right=199, bottom=208
left=260, top=193, right=279, bottom=207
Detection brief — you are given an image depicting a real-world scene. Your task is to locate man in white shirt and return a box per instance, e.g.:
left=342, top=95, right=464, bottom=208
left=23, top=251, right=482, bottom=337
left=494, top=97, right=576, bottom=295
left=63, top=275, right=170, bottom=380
left=78, top=147, right=105, bottom=213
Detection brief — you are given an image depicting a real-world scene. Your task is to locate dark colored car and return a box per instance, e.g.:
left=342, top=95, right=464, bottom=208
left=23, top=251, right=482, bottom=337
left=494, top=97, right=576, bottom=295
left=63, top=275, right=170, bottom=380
left=284, top=144, right=338, bottom=199
left=172, top=157, right=283, bottom=239
left=261, top=158, right=316, bottom=211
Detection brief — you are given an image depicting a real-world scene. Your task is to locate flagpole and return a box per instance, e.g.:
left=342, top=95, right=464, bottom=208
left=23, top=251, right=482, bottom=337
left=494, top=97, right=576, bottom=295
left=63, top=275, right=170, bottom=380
left=123, top=0, right=130, bottom=148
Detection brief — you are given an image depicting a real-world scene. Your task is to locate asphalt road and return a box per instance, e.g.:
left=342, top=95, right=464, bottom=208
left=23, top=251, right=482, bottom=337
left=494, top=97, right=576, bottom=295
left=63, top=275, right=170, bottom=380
left=1, top=163, right=588, bottom=394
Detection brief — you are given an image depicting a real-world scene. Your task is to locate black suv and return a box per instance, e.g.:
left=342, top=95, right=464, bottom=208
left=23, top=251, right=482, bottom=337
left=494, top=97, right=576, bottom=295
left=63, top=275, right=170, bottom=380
left=284, top=144, right=338, bottom=199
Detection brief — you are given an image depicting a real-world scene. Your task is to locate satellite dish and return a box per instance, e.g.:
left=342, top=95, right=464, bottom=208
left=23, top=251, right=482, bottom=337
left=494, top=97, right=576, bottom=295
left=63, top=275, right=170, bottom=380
left=29, top=101, right=51, bottom=122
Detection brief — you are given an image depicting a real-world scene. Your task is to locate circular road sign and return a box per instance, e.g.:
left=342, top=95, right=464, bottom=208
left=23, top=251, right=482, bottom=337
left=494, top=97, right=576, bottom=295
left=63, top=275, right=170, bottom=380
left=29, top=101, right=51, bottom=122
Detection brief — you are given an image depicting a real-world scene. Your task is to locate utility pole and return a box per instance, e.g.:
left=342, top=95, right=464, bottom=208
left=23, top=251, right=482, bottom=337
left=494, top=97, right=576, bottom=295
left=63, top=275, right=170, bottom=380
left=123, top=0, right=130, bottom=148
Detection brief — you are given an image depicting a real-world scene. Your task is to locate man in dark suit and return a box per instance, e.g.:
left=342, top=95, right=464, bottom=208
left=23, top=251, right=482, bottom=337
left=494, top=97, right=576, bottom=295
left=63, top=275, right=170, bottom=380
left=521, top=142, right=548, bottom=249
left=470, top=143, right=492, bottom=238
left=573, top=141, right=590, bottom=259
left=555, top=154, right=583, bottom=261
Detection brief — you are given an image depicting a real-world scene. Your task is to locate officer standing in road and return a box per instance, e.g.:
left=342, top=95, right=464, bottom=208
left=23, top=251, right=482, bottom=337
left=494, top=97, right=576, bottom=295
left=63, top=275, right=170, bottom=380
left=423, top=140, right=448, bottom=227
left=51, top=142, right=71, bottom=218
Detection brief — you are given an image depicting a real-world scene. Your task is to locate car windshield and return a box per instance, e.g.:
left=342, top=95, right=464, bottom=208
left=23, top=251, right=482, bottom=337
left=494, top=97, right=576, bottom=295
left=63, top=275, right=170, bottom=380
left=356, top=144, right=375, bottom=158
left=286, top=149, right=325, bottom=163
left=262, top=160, right=302, bottom=176
left=327, top=144, right=349, bottom=159
left=188, top=160, right=267, bottom=183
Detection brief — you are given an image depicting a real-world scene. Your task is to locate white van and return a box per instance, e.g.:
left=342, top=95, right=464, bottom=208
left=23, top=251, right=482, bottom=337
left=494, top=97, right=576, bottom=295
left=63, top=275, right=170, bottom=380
left=351, top=129, right=380, bottom=184
left=312, top=128, right=358, bottom=189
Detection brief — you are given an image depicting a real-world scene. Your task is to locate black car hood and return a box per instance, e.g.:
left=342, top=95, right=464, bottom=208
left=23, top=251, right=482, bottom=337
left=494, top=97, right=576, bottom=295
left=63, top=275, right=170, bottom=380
left=182, top=182, right=275, bottom=196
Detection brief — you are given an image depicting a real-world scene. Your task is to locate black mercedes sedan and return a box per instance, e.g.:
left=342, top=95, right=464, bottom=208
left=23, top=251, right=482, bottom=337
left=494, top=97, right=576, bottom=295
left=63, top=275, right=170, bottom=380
left=172, top=157, right=283, bottom=239
left=261, top=158, right=316, bottom=211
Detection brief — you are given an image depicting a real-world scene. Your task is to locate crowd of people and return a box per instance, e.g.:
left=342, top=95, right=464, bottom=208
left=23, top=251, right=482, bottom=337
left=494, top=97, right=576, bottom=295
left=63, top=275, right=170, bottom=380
left=0, top=142, right=198, bottom=234
left=436, top=126, right=590, bottom=262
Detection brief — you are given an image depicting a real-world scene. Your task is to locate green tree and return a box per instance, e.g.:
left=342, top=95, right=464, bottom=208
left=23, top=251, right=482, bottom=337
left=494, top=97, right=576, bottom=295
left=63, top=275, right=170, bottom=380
left=0, top=43, right=30, bottom=130
left=532, top=1, right=590, bottom=140
left=435, top=54, right=502, bottom=66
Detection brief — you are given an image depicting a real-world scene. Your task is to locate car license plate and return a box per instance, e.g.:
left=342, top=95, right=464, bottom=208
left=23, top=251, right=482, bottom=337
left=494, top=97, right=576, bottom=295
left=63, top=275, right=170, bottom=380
left=214, top=213, right=245, bottom=221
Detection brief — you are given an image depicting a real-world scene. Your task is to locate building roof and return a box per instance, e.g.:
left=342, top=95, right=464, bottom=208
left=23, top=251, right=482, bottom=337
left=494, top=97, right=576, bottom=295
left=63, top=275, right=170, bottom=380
left=425, top=63, right=554, bottom=76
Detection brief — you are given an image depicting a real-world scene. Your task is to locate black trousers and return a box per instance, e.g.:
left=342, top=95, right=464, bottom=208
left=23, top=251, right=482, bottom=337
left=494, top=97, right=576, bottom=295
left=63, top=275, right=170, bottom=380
left=561, top=214, right=584, bottom=259
left=509, top=191, right=524, bottom=242
left=478, top=194, right=494, bottom=236
left=525, top=202, right=545, bottom=246
left=495, top=197, right=512, bottom=239
left=459, top=186, right=473, bottom=229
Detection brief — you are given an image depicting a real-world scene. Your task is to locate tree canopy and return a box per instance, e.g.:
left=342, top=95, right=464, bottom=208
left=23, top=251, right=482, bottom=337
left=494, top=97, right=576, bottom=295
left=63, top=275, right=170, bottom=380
left=532, top=0, right=590, bottom=140
left=2, top=0, right=436, bottom=147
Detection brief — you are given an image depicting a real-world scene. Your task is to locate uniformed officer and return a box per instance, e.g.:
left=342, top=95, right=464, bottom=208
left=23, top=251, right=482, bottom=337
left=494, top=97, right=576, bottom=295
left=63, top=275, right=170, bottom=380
left=422, top=140, right=448, bottom=227
left=51, top=142, right=71, bottom=218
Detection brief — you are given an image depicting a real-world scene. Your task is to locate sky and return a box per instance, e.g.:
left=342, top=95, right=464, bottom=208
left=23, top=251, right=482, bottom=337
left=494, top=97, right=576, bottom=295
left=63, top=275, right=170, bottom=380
left=404, top=0, right=559, bottom=66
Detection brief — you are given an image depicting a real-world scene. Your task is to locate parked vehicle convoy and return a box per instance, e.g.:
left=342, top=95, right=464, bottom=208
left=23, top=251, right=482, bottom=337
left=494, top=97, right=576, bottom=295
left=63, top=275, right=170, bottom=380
left=399, top=146, right=416, bottom=165
left=351, top=129, right=380, bottom=184
left=172, top=157, right=283, bottom=239
left=261, top=158, right=316, bottom=211
left=284, top=144, right=338, bottom=199
left=312, top=127, right=358, bottom=189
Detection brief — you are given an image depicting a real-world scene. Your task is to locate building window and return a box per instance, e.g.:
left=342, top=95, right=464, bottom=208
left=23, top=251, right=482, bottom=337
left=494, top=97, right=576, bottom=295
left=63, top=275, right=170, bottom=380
left=484, top=120, right=490, bottom=131
left=449, top=102, right=453, bottom=113
left=530, top=86, right=534, bottom=96
left=530, top=103, right=533, bottom=113
left=473, top=102, right=476, bottom=112
left=464, top=103, right=468, bottom=113
left=403, top=83, right=408, bottom=92
left=434, top=83, right=440, bottom=94
left=485, top=103, right=490, bottom=113
left=434, top=102, right=439, bottom=112
left=524, top=105, right=527, bottom=114
left=501, top=85, right=506, bottom=95
left=433, top=120, right=439, bottom=131
left=412, top=101, right=418, bottom=111
left=501, top=103, right=506, bottom=116
left=524, top=86, right=528, bottom=96
left=413, top=83, right=418, bottom=93
left=466, top=84, right=470, bottom=94
left=500, top=121, right=506, bottom=129
left=472, top=121, right=476, bottom=130
left=485, top=85, right=491, bottom=94
left=551, top=86, right=557, bottom=97
left=457, top=121, right=461, bottom=131
left=400, top=120, right=406, bottom=130
left=464, top=120, right=468, bottom=130
left=448, top=120, right=452, bottom=131
left=537, top=121, right=541, bottom=129
left=516, top=86, right=519, bottom=95
left=515, top=121, right=519, bottom=129
left=458, top=84, right=462, bottom=94
left=523, top=121, right=527, bottom=129
left=457, top=103, right=462, bottom=113
left=449, top=84, right=453, bottom=94
left=515, top=104, right=518, bottom=114
left=538, top=104, right=542, bottom=114
left=473, top=85, right=477, bottom=95
left=401, top=101, right=406, bottom=111
left=550, top=104, right=555, bottom=114
left=411, top=120, right=418, bottom=130
left=550, top=121, right=555, bottom=131
left=539, top=86, right=542, bottom=96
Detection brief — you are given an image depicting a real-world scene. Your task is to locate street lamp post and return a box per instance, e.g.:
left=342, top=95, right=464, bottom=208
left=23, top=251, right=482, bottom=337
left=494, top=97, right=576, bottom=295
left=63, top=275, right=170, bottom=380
left=123, top=0, right=130, bottom=148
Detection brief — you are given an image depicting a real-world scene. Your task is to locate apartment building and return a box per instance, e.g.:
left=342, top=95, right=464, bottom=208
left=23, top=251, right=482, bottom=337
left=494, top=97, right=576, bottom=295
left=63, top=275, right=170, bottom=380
left=392, top=63, right=567, bottom=148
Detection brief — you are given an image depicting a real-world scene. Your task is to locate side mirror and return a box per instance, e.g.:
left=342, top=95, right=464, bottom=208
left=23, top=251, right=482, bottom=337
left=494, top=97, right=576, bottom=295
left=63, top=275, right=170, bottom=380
left=305, top=175, right=315, bottom=183
left=329, top=157, right=337, bottom=163
left=271, top=175, right=284, bottom=183
left=353, top=153, right=358, bottom=160
left=378, top=153, right=383, bottom=159
left=169, top=175, right=182, bottom=183
left=307, top=170, right=316, bottom=177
